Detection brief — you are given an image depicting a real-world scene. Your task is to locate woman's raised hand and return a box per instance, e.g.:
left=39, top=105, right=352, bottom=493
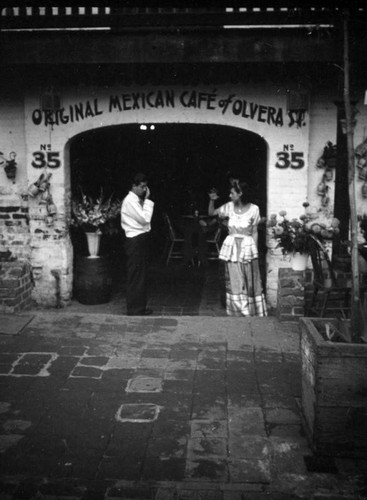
left=208, top=188, right=219, bottom=201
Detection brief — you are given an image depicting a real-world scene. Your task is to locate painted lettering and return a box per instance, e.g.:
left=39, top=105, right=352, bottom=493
left=29, top=90, right=296, bottom=129
left=275, top=151, right=305, bottom=169
left=258, top=105, right=267, bottom=122
left=109, top=95, right=122, bottom=112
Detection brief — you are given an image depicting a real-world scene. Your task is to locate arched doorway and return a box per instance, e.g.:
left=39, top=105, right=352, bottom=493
left=69, top=123, right=268, bottom=312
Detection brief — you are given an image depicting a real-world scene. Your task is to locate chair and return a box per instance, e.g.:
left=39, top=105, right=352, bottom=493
left=307, top=237, right=352, bottom=318
left=163, top=213, right=185, bottom=265
left=205, top=227, right=222, bottom=260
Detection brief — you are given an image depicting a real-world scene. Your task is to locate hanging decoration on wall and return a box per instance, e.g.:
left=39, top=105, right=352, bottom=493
left=355, top=137, right=367, bottom=198
left=316, top=141, right=337, bottom=169
left=316, top=141, right=337, bottom=207
left=0, top=151, right=17, bottom=181
left=27, top=172, right=57, bottom=225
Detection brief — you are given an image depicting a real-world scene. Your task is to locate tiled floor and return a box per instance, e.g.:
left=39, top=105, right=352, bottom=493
left=67, top=260, right=227, bottom=316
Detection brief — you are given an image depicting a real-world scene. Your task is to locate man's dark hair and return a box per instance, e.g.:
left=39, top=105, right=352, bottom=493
left=131, top=172, right=147, bottom=186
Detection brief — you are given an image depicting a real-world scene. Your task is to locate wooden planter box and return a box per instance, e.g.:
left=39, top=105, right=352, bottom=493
left=300, top=317, right=367, bottom=458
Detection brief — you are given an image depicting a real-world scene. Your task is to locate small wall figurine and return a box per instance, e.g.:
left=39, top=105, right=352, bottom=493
left=1, top=151, right=17, bottom=181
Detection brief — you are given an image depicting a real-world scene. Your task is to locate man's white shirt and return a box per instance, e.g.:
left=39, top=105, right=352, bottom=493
left=120, top=191, right=154, bottom=238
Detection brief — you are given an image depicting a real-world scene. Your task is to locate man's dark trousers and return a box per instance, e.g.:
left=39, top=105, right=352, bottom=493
left=125, top=233, right=149, bottom=315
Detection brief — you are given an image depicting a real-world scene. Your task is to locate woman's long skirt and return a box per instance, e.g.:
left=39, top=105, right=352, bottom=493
left=224, top=259, right=267, bottom=317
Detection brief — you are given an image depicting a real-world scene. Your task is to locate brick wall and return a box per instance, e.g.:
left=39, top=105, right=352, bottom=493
left=277, top=266, right=367, bottom=322
left=277, top=268, right=306, bottom=322
left=0, top=204, right=31, bottom=260
left=0, top=260, right=33, bottom=313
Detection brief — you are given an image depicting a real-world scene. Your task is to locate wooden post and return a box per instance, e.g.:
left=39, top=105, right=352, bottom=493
left=343, top=11, right=364, bottom=341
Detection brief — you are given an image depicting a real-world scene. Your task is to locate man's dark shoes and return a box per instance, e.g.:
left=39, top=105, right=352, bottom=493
left=143, top=308, right=153, bottom=315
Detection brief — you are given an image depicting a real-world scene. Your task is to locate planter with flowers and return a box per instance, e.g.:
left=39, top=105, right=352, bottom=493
left=71, top=189, right=121, bottom=257
left=71, top=190, right=121, bottom=305
left=267, top=203, right=340, bottom=271
left=358, top=214, right=367, bottom=273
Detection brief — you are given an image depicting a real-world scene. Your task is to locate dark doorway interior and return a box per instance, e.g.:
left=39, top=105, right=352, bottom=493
left=69, top=123, right=268, bottom=310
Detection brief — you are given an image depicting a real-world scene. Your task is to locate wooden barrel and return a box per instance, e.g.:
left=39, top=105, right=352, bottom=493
left=73, top=256, right=112, bottom=305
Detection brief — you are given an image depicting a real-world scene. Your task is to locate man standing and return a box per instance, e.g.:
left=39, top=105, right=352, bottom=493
left=120, top=172, right=154, bottom=315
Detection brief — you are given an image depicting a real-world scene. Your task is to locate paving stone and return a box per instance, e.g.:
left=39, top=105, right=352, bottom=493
left=190, top=420, right=228, bottom=439
left=227, top=395, right=263, bottom=408
left=185, top=459, right=229, bottom=482
left=141, top=457, right=186, bottom=481
left=71, top=366, right=104, bottom=379
left=163, top=369, right=195, bottom=382
left=191, top=393, right=226, bottom=420
left=228, top=436, right=272, bottom=460
left=146, top=435, right=188, bottom=459
left=79, top=356, right=110, bottom=367
left=116, top=403, right=161, bottom=423
left=264, top=408, right=301, bottom=425
left=155, top=487, right=177, bottom=500
left=197, top=357, right=226, bottom=370
left=176, top=490, right=223, bottom=500
left=163, top=378, right=194, bottom=393
left=138, top=357, right=169, bottom=370
left=228, top=458, right=271, bottom=484
left=98, top=457, right=143, bottom=482
left=228, top=408, right=266, bottom=438
left=187, top=437, right=228, bottom=460
left=126, top=377, right=163, bottom=393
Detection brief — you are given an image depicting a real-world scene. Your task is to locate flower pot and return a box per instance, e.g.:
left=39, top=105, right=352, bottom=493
left=358, top=246, right=367, bottom=274
left=291, top=252, right=308, bottom=271
left=325, top=157, right=336, bottom=168
left=73, top=256, right=112, bottom=304
left=47, top=202, right=57, bottom=215
left=45, top=215, right=54, bottom=226
left=300, top=317, right=367, bottom=457
left=85, top=231, right=101, bottom=258
left=4, top=163, right=17, bottom=180
left=28, top=183, right=39, bottom=197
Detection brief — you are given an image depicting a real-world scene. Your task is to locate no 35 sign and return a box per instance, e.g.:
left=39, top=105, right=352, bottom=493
left=275, top=147, right=305, bottom=169
left=31, top=150, right=61, bottom=169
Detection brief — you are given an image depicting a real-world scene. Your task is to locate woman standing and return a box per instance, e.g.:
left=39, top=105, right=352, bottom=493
left=208, top=181, right=267, bottom=317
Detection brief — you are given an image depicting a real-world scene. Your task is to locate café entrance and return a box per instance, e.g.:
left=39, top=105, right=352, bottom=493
left=69, top=122, right=268, bottom=314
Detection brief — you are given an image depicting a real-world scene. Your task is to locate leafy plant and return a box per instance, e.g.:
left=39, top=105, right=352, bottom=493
left=71, top=189, right=121, bottom=234
left=268, top=203, right=340, bottom=255
left=358, top=213, right=367, bottom=242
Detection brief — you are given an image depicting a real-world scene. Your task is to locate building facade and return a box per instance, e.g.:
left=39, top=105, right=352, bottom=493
left=1, top=4, right=366, bottom=311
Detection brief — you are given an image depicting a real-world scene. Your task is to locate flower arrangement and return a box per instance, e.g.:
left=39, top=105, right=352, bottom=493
left=71, top=189, right=121, bottom=234
left=268, top=203, right=340, bottom=255
left=359, top=214, right=367, bottom=242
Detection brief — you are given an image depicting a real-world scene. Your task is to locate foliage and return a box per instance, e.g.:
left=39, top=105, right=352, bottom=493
left=358, top=213, right=367, bottom=242
left=268, top=203, right=340, bottom=255
left=71, top=189, right=121, bottom=234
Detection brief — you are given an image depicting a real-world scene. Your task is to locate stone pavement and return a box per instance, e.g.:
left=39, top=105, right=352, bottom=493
left=0, top=312, right=366, bottom=499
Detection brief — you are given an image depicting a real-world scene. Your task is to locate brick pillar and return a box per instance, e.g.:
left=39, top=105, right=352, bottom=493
left=277, top=268, right=305, bottom=322
left=0, top=260, right=33, bottom=313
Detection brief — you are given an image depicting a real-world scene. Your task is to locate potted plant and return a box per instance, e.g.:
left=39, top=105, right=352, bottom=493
left=267, top=203, right=340, bottom=270
left=358, top=214, right=367, bottom=273
left=71, top=189, right=121, bottom=305
left=71, top=189, right=121, bottom=257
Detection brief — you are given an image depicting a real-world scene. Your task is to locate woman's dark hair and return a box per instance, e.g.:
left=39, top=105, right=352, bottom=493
left=232, top=180, right=251, bottom=204
left=131, top=171, right=147, bottom=186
